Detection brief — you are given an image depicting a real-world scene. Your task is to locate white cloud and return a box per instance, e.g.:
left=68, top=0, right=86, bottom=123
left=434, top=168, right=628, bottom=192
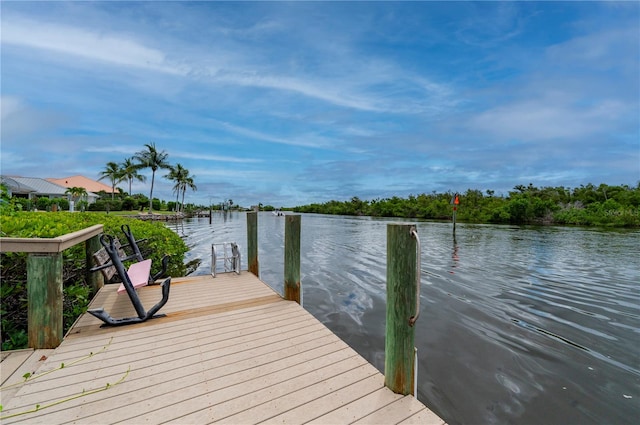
left=173, top=152, right=263, bottom=164
left=469, top=101, right=620, bottom=142
left=0, top=96, right=24, bottom=121
left=546, top=27, right=638, bottom=70
left=1, top=17, right=187, bottom=75
left=454, top=1, right=529, bottom=48
left=0, top=96, right=67, bottom=143
left=2, top=13, right=456, bottom=116
left=211, top=119, right=331, bottom=149
left=214, top=71, right=385, bottom=113
left=84, top=146, right=139, bottom=155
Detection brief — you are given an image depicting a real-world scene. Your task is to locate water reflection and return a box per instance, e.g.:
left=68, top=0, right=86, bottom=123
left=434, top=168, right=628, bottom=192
left=170, top=214, right=640, bottom=425
left=171, top=220, right=186, bottom=237
left=450, top=233, right=459, bottom=274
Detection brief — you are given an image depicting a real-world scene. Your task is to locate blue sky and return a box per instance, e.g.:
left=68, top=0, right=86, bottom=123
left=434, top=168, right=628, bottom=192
left=1, top=1, right=638, bottom=208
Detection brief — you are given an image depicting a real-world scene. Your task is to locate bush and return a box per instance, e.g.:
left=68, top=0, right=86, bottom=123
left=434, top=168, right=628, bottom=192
left=13, top=198, right=32, bottom=211
left=88, top=200, right=123, bottom=211
left=122, top=197, right=139, bottom=211
left=507, top=197, right=530, bottom=223
left=36, top=197, right=51, bottom=211
left=50, top=197, right=70, bottom=211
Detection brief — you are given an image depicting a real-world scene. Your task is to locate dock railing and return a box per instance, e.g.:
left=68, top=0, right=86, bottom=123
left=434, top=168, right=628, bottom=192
left=0, top=224, right=104, bottom=349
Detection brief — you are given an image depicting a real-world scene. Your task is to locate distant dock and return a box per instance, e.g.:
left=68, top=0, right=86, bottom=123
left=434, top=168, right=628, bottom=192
left=122, top=212, right=184, bottom=221
left=1, top=272, right=446, bottom=424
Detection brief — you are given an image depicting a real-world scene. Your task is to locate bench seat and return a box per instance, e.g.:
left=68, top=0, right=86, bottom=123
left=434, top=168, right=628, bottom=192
left=117, top=259, right=152, bottom=294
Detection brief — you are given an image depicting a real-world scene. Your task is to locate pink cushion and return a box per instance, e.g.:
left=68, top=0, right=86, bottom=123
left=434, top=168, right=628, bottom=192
left=117, top=259, right=152, bottom=294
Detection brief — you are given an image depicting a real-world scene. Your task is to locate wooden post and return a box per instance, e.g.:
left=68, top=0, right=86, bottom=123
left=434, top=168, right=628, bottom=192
left=452, top=193, right=459, bottom=234
left=27, top=253, right=63, bottom=349
left=385, top=223, right=417, bottom=395
left=452, top=208, right=457, bottom=234
left=247, top=212, right=259, bottom=277
left=86, top=234, right=104, bottom=295
left=284, top=214, right=301, bottom=304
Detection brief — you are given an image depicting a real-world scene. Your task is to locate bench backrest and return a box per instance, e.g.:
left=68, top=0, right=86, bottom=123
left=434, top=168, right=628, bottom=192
left=92, top=238, right=127, bottom=281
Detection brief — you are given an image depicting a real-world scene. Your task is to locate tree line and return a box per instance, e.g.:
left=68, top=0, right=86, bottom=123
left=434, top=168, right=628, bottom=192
left=97, top=142, right=197, bottom=213
left=293, top=183, right=640, bottom=227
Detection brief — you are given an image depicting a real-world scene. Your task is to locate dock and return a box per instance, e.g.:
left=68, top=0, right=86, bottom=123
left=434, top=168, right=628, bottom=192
left=1, top=272, right=445, bottom=424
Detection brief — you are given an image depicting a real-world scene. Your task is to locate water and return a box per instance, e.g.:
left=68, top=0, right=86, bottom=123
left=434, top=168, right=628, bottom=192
left=168, top=212, right=640, bottom=425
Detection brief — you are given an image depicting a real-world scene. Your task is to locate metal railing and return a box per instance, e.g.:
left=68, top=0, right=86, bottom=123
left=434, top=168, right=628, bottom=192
left=211, top=242, right=241, bottom=277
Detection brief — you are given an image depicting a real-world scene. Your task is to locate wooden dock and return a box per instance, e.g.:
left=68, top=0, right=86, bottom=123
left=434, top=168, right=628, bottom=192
left=1, top=272, right=445, bottom=424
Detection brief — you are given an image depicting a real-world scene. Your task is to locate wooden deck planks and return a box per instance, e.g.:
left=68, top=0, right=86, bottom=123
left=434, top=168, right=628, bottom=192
left=6, top=309, right=327, bottom=407
left=0, top=348, right=55, bottom=408
left=353, top=395, right=439, bottom=424
left=0, top=272, right=445, bottom=425
left=306, top=387, right=404, bottom=424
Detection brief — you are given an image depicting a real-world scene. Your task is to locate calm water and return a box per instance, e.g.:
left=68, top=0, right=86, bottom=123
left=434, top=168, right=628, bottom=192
left=168, top=212, right=640, bottom=425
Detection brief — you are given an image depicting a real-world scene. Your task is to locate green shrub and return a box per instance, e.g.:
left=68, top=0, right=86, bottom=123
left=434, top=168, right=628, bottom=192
left=13, top=198, right=32, bottom=211
left=122, top=197, right=138, bottom=211
left=88, top=200, right=123, bottom=211
left=36, top=197, right=51, bottom=211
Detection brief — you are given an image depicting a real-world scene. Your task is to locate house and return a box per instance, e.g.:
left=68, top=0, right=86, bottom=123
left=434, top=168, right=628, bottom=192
left=47, top=175, right=117, bottom=197
left=1, top=175, right=99, bottom=204
left=0, top=176, right=36, bottom=198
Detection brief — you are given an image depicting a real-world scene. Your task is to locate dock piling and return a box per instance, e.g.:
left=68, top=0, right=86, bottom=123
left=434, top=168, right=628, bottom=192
left=247, top=212, right=259, bottom=277
left=284, top=214, right=301, bottom=304
left=385, top=223, right=419, bottom=395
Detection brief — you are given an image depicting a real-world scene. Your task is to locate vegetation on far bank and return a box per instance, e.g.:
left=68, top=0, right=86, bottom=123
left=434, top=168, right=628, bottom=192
left=0, top=211, right=190, bottom=351
left=293, top=183, right=640, bottom=227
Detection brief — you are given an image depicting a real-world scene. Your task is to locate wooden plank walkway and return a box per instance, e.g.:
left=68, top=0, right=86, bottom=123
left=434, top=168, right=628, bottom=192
left=1, top=272, right=445, bottom=424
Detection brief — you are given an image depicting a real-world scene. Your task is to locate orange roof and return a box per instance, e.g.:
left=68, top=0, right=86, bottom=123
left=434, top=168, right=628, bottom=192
left=46, top=175, right=118, bottom=194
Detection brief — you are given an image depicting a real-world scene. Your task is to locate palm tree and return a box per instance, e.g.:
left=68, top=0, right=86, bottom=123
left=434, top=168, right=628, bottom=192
left=165, top=164, right=197, bottom=213
left=65, top=187, right=88, bottom=210
left=165, top=163, right=187, bottom=212
left=179, top=174, right=197, bottom=213
left=120, top=157, right=146, bottom=196
left=133, top=142, right=170, bottom=212
left=98, top=162, right=123, bottom=200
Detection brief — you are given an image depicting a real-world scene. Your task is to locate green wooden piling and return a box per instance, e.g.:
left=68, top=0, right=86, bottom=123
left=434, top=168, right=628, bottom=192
left=27, top=253, right=63, bottom=349
left=247, top=212, right=259, bottom=277
left=385, top=223, right=418, bottom=395
left=86, top=234, right=104, bottom=295
left=284, top=214, right=301, bottom=304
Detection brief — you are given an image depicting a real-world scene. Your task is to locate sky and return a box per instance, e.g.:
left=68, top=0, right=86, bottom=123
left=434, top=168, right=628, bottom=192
left=1, top=1, right=638, bottom=208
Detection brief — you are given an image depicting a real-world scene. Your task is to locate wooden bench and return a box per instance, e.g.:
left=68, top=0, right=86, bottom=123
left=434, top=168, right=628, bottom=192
left=88, top=234, right=171, bottom=327
left=91, top=238, right=128, bottom=282
left=90, top=225, right=170, bottom=285
left=117, top=259, right=152, bottom=294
